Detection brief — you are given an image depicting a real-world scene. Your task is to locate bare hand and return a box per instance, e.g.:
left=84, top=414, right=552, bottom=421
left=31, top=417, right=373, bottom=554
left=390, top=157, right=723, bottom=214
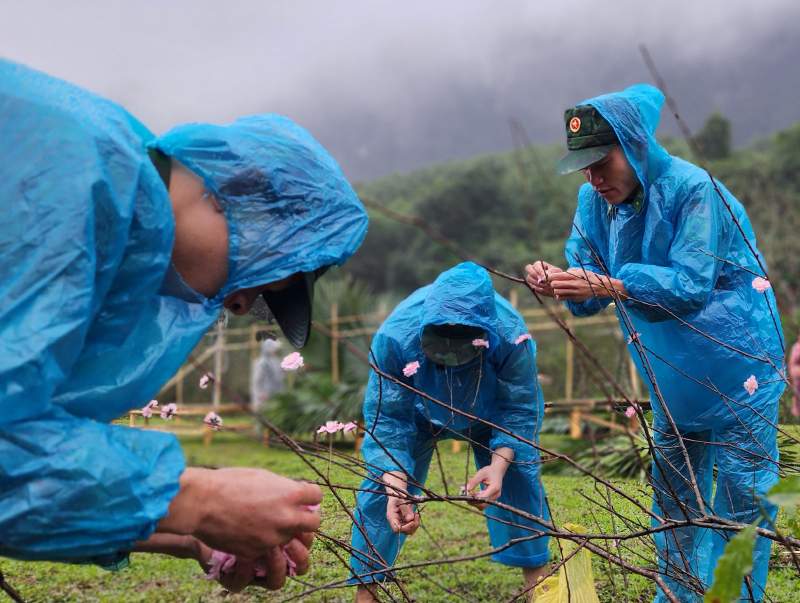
left=198, top=534, right=315, bottom=593
left=463, top=447, right=514, bottom=511
left=464, top=466, right=504, bottom=511
left=384, top=472, right=420, bottom=536
left=524, top=261, right=564, bottom=298
left=548, top=268, right=627, bottom=303
left=158, top=468, right=322, bottom=560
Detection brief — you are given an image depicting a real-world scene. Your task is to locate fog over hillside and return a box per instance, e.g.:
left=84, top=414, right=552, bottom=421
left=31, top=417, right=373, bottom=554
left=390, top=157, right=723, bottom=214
left=3, top=0, right=799, bottom=181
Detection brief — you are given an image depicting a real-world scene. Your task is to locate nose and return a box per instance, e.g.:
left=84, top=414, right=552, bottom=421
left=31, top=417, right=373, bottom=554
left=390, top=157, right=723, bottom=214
left=584, top=167, right=603, bottom=187
left=224, top=289, right=260, bottom=315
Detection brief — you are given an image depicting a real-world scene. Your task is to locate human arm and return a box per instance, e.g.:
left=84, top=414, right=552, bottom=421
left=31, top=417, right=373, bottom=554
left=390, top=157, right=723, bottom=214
left=464, top=446, right=514, bottom=511
left=133, top=531, right=315, bottom=593
left=155, top=467, right=321, bottom=559
left=383, top=471, right=421, bottom=535
left=360, top=335, right=419, bottom=477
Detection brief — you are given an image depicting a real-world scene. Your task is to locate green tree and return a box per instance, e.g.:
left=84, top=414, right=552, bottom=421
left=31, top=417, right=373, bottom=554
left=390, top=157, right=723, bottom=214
left=695, top=111, right=732, bottom=160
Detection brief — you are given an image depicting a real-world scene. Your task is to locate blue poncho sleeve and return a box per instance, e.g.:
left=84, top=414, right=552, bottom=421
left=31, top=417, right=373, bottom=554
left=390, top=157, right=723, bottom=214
left=617, top=179, right=731, bottom=323
left=360, top=335, right=418, bottom=477
left=564, top=203, right=613, bottom=317
left=489, top=340, right=542, bottom=459
left=0, top=135, right=184, bottom=563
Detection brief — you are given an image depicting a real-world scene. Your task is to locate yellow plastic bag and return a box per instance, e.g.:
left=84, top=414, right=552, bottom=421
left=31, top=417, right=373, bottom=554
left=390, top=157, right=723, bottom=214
left=534, top=524, right=600, bottom=603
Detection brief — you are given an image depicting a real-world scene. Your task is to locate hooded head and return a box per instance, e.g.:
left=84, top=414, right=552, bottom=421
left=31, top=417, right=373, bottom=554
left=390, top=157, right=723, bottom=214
left=558, top=84, right=672, bottom=198
left=417, top=262, right=497, bottom=366
left=151, top=114, right=368, bottom=346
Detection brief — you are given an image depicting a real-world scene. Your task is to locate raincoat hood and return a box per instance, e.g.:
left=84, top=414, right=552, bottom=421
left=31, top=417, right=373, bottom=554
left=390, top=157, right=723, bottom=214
left=580, top=83, right=672, bottom=196
left=152, top=115, right=368, bottom=299
left=418, top=262, right=498, bottom=346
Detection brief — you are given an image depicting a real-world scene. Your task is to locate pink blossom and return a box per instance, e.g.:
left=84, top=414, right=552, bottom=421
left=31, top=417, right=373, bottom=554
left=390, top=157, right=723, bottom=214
left=472, top=339, right=490, bottom=349
left=627, top=332, right=642, bottom=345
left=300, top=504, right=321, bottom=513
left=613, top=538, right=620, bottom=549
left=141, top=400, right=158, bottom=419
left=752, top=277, right=771, bottom=293
left=160, top=403, right=178, bottom=420
left=744, top=375, right=759, bottom=396
left=317, top=421, right=344, bottom=434
left=205, top=550, right=236, bottom=580
left=343, top=421, right=358, bottom=434
left=625, top=404, right=640, bottom=418
left=204, top=411, right=223, bottom=430
left=537, top=274, right=546, bottom=284
left=403, top=361, right=420, bottom=377
left=281, top=352, right=304, bottom=371
left=280, top=545, right=298, bottom=577
left=515, top=334, right=532, bottom=346
left=459, top=483, right=478, bottom=496
left=199, top=372, right=213, bottom=389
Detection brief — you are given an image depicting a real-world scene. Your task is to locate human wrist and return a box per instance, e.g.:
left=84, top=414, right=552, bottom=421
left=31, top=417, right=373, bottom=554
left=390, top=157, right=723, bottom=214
left=383, top=471, right=407, bottom=493
left=602, top=277, right=628, bottom=300
left=157, top=467, right=213, bottom=536
left=490, top=447, right=514, bottom=475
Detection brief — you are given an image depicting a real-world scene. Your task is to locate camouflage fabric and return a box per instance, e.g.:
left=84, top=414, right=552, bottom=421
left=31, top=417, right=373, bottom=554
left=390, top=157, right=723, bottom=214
left=606, top=186, right=644, bottom=216
left=556, top=104, right=619, bottom=174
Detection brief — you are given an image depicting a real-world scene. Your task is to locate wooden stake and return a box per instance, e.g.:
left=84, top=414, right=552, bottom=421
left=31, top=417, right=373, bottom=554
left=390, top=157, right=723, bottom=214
left=567, top=315, right=581, bottom=439
left=212, top=321, right=224, bottom=412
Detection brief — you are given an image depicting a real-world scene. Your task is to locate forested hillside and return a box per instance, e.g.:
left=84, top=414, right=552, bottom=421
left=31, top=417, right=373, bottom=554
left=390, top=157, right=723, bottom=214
left=345, top=114, right=800, bottom=333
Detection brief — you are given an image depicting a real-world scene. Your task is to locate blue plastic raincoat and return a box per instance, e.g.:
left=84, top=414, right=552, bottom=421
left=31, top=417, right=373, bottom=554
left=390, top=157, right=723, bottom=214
left=563, top=84, right=784, bottom=602
left=0, top=59, right=368, bottom=563
left=349, top=263, right=550, bottom=583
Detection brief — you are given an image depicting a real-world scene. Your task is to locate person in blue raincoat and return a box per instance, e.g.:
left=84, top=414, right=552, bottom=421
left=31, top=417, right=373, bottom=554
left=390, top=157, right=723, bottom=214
left=349, top=262, right=550, bottom=603
left=526, top=85, right=784, bottom=602
left=0, top=59, right=368, bottom=592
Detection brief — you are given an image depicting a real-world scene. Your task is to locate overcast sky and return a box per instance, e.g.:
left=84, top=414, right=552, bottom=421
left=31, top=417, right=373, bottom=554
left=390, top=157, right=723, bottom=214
left=2, top=0, right=799, bottom=181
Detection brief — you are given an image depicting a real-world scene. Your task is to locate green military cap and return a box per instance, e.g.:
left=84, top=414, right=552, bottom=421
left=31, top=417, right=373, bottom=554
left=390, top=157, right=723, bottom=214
left=555, top=105, right=619, bottom=175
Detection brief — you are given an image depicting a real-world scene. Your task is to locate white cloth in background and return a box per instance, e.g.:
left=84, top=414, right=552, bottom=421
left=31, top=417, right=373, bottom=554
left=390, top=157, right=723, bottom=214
left=250, top=339, right=285, bottom=411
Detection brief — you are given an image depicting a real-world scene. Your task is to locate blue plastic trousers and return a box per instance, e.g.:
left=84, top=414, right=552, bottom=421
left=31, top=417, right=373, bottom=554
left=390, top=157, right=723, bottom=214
left=348, top=424, right=550, bottom=584
left=651, top=401, right=779, bottom=603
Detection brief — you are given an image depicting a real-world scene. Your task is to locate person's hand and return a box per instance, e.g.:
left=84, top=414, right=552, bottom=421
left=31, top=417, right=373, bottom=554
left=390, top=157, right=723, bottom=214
left=463, top=447, right=514, bottom=511
left=524, top=262, right=564, bottom=297
left=384, top=472, right=420, bottom=536
left=198, top=534, right=315, bottom=593
left=157, top=468, right=321, bottom=559
left=547, top=268, right=628, bottom=303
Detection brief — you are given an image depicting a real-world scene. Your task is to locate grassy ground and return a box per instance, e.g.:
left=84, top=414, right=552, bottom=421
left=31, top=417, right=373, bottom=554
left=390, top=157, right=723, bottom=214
left=2, top=432, right=798, bottom=603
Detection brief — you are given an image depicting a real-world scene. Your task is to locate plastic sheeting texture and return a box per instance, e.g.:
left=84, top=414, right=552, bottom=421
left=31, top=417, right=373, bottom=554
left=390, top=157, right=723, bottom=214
left=0, top=58, right=367, bottom=562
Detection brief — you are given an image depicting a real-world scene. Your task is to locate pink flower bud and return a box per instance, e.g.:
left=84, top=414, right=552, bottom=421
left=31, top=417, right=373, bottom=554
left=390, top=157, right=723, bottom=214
left=160, top=403, right=177, bottom=421
left=743, top=375, right=758, bottom=396
left=281, top=352, right=304, bottom=371
left=752, top=277, right=771, bottom=293
left=204, top=411, right=222, bottom=430
left=403, top=361, right=420, bottom=377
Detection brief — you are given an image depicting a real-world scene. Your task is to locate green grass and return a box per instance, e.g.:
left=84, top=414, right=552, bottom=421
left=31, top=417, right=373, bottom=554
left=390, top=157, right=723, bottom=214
left=2, top=433, right=798, bottom=602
